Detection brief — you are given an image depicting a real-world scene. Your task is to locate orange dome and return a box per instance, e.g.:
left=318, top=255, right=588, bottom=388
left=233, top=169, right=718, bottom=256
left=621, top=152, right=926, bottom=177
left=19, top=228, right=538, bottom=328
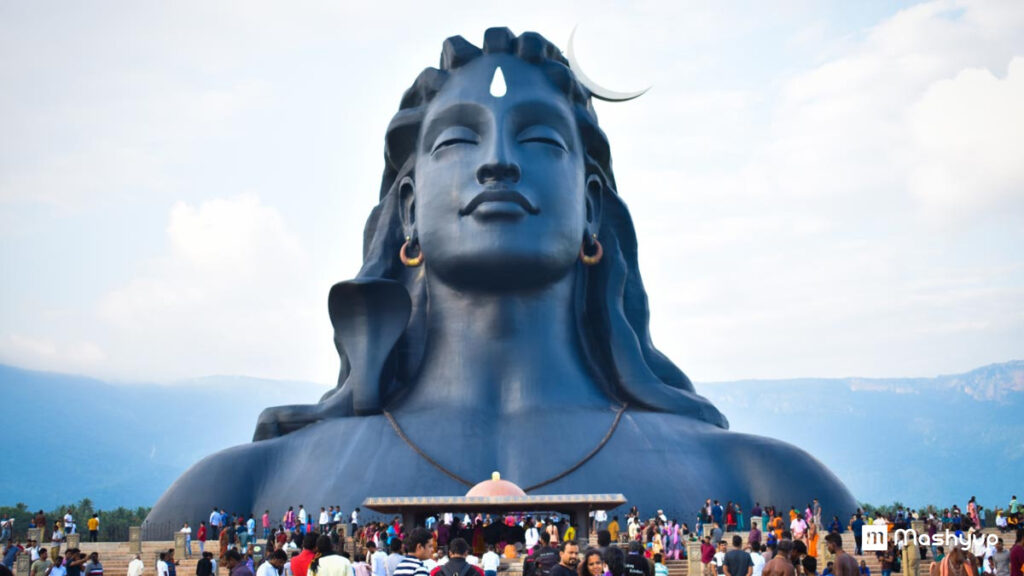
left=465, top=472, right=527, bottom=497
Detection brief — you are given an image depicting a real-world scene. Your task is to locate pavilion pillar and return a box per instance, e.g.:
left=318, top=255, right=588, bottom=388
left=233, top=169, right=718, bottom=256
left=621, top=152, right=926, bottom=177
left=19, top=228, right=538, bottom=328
left=687, top=541, right=702, bottom=576
left=574, top=507, right=590, bottom=545
left=129, top=527, right=142, bottom=554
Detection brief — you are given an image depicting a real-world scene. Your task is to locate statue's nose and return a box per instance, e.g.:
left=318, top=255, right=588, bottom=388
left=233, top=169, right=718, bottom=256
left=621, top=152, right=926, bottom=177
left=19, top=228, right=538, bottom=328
left=476, top=161, right=521, bottom=185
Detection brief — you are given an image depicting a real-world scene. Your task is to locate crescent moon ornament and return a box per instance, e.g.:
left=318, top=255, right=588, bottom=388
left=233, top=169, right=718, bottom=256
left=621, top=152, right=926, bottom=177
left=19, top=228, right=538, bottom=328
left=566, top=25, right=650, bottom=102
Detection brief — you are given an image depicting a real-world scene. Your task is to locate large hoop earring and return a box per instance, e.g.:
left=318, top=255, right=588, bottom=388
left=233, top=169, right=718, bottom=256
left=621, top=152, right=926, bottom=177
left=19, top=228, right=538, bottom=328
left=580, top=233, right=603, bottom=266
left=400, top=236, right=423, bottom=267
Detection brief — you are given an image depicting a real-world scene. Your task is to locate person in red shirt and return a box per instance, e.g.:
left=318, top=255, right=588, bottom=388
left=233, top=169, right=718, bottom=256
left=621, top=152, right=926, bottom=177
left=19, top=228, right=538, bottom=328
left=291, top=533, right=319, bottom=576
left=701, top=536, right=716, bottom=576
left=430, top=538, right=484, bottom=576
left=1009, top=529, right=1024, bottom=576
left=197, top=523, right=208, bottom=555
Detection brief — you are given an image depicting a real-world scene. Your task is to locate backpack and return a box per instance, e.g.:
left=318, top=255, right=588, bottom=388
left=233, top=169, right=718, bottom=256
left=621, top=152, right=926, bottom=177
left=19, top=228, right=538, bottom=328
left=523, top=556, right=538, bottom=576
left=536, top=548, right=558, bottom=576
left=442, top=563, right=476, bottom=576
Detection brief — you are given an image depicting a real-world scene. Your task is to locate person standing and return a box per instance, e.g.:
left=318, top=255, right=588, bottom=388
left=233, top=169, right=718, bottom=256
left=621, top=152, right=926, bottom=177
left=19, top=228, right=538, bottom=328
left=196, top=553, right=214, bottom=576
left=292, top=534, right=319, bottom=576
left=29, top=548, right=52, bottom=576
left=87, top=515, right=99, bottom=543
left=608, top=517, right=621, bottom=545
left=594, top=511, right=607, bottom=534
left=762, top=541, right=796, bottom=576
left=480, top=546, right=500, bottom=576
left=701, top=537, right=716, bottom=576
left=386, top=538, right=405, bottom=576
left=83, top=553, right=103, bottom=576
left=367, top=542, right=388, bottom=576
left=127, top=555, right=144, bottom=576
left=749, top=545, right=765, bottom=576
left=850, top=516, right=865, bottom=556
left=548, top=542, right=578, bottom=576
left=393, top=529, right=434, bottom=576
left=225, top=550, right=254, bottom=576
left=181, top=524, right=193, bottom=559
left=157, top=553, right=169, bottom=576
left=988, top=538, right=1010, bottom=576
left=210, top=509, right=222, bottom=539
left=197, top=523, right=207, bottom=556
left=263, top=512, right=272, bottom=540
left=258, top=550, right=288, bottom=576
left=623, top=541, right=652, bottom=576
left=1008, top=529, right=1024, bottom=576
left=826, top=534, right=857, bottom=576
left=430, top=538, right=482, bottom=576
left=723, top=536, right=752, bottom=576
left=351, top=509, right=361, bottom=538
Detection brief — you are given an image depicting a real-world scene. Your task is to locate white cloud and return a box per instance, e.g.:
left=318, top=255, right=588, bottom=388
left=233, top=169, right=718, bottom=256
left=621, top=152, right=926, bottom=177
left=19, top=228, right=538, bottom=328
left=907, top=57, right=1024, bottom=214
left=88, top=195, right=336, bottom=382
left=2, top=1, right=1022, bottom=384
left=635, top=0, right=1024, bottom=380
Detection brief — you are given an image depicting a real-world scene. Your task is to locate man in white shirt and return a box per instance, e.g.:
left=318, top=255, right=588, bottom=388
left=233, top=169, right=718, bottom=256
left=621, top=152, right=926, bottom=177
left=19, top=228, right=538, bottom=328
left=27, top=540, right=39, bottom=562
left=157, top=552, right=169, bottom=576
left=298, top=506, right=308, bottom=532
left=594, top=510, right=608, bottom=532
left=128, top=555, right=144, bottom=576
left=749, top=546, right=765, bottom=576
left=319, top=509, right=330, bottom=534
left=351, top=509, right=360, bottom=535
left=481, top=546, right=500, bottom=576
left=257, top=550, right=287, bottom=576
left=63, top=512, right=75, bottom=535
left=368, top=541, right=388, bottom=576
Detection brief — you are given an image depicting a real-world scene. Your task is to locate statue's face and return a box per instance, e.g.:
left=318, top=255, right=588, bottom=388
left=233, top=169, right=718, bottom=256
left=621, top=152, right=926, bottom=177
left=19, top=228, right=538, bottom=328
left=412, top=55, right=587, bottom=290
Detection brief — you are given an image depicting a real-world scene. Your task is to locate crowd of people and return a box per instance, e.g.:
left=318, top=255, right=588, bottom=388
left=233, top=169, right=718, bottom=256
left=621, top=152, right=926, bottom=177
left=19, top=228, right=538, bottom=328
left=1, top=512, right=101, bottom=547
left=3, top=495, right=1023, bottom=576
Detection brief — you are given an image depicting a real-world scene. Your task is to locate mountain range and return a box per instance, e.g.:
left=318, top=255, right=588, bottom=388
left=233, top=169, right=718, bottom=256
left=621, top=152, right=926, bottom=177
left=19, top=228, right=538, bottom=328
left=1, top=360, right=1020, bottom=513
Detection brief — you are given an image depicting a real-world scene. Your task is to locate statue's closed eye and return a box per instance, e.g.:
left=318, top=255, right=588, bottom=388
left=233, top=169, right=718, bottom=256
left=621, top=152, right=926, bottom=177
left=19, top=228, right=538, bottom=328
left=431, top=126, right=480, bottom=154
left=517, top=125, right=568, bottom=151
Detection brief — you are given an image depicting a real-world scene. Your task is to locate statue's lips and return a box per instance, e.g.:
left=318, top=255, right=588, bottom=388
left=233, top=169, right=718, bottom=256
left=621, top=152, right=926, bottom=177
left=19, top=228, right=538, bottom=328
left=458, top=189, right=540, bottom=217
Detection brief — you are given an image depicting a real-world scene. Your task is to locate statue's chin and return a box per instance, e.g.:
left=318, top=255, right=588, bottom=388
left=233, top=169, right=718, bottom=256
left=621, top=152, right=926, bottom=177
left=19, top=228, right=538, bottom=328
left=426, top=249, right=577, bottom=292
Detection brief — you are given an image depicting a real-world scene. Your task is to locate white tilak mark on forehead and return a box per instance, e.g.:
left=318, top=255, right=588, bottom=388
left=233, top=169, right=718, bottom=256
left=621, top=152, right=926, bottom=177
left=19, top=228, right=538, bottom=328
left=489, top=66, right=507, bottom=98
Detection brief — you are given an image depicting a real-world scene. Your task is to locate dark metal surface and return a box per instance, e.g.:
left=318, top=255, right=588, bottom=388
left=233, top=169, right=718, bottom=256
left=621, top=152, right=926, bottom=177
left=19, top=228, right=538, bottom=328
left=147, top=28, right=857, bottom=528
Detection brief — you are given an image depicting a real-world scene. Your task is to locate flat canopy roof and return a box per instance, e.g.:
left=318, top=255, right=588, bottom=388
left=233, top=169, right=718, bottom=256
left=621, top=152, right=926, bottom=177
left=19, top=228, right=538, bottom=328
left=363, top=493, right=626, bottom=514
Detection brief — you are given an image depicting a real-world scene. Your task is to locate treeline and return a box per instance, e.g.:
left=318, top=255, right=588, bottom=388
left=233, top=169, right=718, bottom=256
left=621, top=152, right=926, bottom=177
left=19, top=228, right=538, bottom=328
left=1, top=499, right=151, bottom=542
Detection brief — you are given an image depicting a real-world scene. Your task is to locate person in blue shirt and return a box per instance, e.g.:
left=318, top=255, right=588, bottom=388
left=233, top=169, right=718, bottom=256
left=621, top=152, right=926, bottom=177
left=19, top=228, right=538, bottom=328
left=850, top=515, right=865, bottom=555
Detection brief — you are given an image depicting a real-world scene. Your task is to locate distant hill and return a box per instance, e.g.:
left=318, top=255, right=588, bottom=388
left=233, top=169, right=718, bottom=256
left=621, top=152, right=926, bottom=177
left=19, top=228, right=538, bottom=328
left=698, top=360, right=1024, bottom=510
left=0, top=364, right=328, bottom=510
left=1, top=361, right=1020, bottom=512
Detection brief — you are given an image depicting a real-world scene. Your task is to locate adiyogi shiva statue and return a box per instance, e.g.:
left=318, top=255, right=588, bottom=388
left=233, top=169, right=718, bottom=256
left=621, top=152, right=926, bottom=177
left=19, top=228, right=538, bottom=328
left=147, top=28, right=856, bottom=525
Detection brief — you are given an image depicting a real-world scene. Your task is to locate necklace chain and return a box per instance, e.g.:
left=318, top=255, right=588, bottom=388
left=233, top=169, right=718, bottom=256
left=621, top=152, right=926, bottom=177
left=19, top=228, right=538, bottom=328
left=382, top=403, right=629, bottom=492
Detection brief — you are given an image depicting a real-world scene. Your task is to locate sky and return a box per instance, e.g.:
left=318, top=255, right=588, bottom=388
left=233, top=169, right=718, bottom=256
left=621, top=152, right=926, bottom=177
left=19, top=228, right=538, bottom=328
left=1, top=0, right=1022, bottom=386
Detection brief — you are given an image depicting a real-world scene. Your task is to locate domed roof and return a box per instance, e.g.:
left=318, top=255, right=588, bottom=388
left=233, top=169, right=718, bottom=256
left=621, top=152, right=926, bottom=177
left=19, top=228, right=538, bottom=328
left=465, top=472, right=527, bottom=497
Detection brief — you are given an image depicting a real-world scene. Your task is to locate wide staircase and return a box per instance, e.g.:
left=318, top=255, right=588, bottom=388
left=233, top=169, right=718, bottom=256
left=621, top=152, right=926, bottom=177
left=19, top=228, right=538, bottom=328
left=15, top=541, right=226, bottom=576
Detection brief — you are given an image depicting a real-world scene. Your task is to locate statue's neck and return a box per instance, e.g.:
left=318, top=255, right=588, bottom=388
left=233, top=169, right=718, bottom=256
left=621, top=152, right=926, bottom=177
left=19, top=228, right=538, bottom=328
left=399, top=272, right=610, bottom=415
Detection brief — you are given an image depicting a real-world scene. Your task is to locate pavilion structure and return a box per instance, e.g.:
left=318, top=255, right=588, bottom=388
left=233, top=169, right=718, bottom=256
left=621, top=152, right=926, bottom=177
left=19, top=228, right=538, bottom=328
left=363, top=472, right=626, bottom=544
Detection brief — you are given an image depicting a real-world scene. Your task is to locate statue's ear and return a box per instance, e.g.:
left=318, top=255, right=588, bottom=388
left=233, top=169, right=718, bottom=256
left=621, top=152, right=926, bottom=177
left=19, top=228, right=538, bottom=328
left=585, top=173, right=604, bottom=229
left=398, top=176, right=416, bottom=236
